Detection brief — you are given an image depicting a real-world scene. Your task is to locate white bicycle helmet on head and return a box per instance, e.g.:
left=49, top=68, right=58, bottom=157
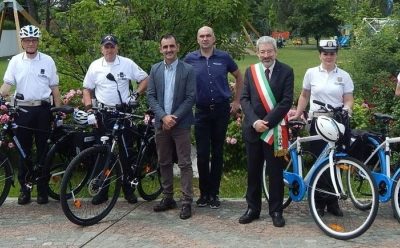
left=315, top=116, right=345, bottom=143
left=73, top=109, right=88, bottom=125
left=19, top=25, right=41, bottom=39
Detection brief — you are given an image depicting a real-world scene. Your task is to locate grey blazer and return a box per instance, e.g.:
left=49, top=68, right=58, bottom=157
left=147, top=60, right=196, bottom=129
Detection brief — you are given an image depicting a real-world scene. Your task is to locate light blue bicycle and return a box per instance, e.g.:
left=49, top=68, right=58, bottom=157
left=263, top=102, right=379, bottom=240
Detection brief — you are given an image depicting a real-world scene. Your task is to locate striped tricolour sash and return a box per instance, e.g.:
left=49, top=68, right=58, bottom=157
left=250, top=63, right=289, bottom=157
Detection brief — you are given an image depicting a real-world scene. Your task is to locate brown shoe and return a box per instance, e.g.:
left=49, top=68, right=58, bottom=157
left=180, top=204, right=192, bottom=220
left=153, top=197, right=177, bottom=212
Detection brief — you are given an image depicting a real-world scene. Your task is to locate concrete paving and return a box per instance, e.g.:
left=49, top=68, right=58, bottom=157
left=0, top=198, right=399, bottom=248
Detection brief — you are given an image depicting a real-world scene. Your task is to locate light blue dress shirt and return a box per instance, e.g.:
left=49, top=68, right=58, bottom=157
left=164, top=59, right=178, bottom=114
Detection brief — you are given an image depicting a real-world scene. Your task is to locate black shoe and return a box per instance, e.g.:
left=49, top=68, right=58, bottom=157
left=209, top=195, right=220, bottom=209
left=18, top=191, right=31, bottom=205
left=238, top=208, right=260, bottom=224
left=123, top=185, right=138, bottom=204
left=91, top=190, right=108, bottom=205
left=317, top=208, right=325, bottom=217
left=196, top=195, right=209, bottom=207
left=327, top=204, right=343, bottom=217
left=153, top=197, right=177, bottom=212
left=180, top=204, right=192, bottom=220
left=37, top=195, right=48, bottom=204
left=271, top=212, right=285, bottom=227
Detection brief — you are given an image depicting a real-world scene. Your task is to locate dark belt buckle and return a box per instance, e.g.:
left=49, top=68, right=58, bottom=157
left=209, top=104, right=215, bottom=110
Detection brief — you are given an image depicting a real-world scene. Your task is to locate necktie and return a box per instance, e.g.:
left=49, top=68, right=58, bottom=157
left=265, top=68, right=271, bottom=82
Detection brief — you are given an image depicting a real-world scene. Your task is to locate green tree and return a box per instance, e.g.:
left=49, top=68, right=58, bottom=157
left=39, top=0, right=250, bottom=92
left=287, top=0, right=341, bottom=43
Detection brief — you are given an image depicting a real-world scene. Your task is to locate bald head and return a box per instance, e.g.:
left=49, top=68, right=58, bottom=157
left=197, top=26, right=215, bottom=50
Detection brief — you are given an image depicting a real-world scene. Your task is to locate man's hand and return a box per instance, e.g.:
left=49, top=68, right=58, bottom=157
left=162, top=115, right=177, bottom=129
left=254, top=120, right=269, bottom=133
left=230, top=101, right=241, bottom=114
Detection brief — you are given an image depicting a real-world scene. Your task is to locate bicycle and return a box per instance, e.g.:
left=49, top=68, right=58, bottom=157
left=347, top=112, right=400, bottom=222
left=59, top=106, right=162, bottom=226
left=262, top=100, right=379, bottom=240
left=0, top=96, right=95, bottom=206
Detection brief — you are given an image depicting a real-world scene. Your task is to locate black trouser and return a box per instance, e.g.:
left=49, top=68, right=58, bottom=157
left=309, top=118, right=338, bottom=208
left=245, top=140, right=284, bottom=215
left=15, top=105, right=51, bottom=194
left=195, top=101, right=230, bottom=198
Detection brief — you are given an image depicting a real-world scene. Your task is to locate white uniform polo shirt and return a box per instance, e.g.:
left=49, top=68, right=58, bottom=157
left=303, top=64, right=354, bottom=114
left=3, top=52, right=59, bottom=101
left=83, top=55, right=148, bottom=106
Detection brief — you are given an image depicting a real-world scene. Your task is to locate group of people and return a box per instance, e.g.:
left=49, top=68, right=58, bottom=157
left=1, top=24, right=355, bottom=226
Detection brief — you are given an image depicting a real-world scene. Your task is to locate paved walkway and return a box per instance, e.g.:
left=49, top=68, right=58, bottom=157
left=0, top=198, right=399, bottom=248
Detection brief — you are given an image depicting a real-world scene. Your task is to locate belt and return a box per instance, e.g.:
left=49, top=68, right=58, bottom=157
left=16, top=99, right=50, bottom=107
left=196, top=101, right=229, bottom=111
left=97, top=102, right=116, bottom=110
left=311, top=111, right=333, bottom=118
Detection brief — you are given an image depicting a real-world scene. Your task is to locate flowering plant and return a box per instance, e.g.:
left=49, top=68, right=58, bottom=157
left=223, top=111, right=246, bottom=170
left=0, top=104, right=15, bottom=149
left=62, top=89, right=84, bottom=108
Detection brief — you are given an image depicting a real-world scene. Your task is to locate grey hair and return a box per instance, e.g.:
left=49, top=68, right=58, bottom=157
left=256, top=36, right=277, bottom=51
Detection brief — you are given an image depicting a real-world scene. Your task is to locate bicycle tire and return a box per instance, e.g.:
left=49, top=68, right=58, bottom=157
left=60, top=145, right=122, bottom=226
left=308, top=157, right=378, bottom=240
left=0, top=154, right=13, bottom=206
left=45, top=141, right=76, bottom=200
left=137, top=139, right=162, bottom=201
left=263, top=150, right=316, bottom=209
left=391, top=172, right=400, bottom=223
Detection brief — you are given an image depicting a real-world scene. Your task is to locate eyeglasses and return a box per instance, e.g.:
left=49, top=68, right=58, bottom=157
left=22, top=39, right=39, bottom=44
left=104, top=44, right=116, bottom=49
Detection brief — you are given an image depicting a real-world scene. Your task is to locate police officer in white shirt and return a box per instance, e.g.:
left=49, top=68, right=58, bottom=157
left=291, top=39, right=354, bottom=217
left=0, top=25, right=61, bottom=205
left=82, top=34, right=149, bottom=204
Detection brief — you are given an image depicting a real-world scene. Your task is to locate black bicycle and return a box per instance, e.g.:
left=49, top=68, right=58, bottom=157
left=0, top=97, right=96, bottom=206
left=60, top=107, right=162, bottom=226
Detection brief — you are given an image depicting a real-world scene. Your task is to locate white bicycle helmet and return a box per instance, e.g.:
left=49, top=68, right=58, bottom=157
left=315, top=116, right=345, bottom=143
left=19, top=25, right=41, bottom=39
left=73, top=109, right=88, bottom=125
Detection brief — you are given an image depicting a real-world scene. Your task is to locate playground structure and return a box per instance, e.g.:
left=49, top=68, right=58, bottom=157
left=0, top=0, right=39, bottom=54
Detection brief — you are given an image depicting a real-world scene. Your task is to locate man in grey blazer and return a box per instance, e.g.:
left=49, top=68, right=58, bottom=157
left=147, top=34, right=196, bottom=220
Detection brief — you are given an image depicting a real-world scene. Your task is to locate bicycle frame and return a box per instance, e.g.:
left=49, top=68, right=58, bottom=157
left=364, top=135, right=400, bottom=202
left=285, top=134, right=347, bottom=202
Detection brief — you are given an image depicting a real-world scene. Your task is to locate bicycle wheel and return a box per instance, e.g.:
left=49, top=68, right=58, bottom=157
left=308, top=157, right=378, bottom=240
left=391, top=172, right=400, bottom=222
left=45, top=141, right=76, bottom=200
left=137, top=139, right=162, bottom=201
left=263, top=150, right=316, bottom=209
left=60, top=145, right=122, bottom=226
left=0, top=154, right=13, bottom=206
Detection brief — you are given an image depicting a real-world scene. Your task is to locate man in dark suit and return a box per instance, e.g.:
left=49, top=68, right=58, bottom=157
left=147, top=34, right=196, bottom=220
left=239, top=36, right=294, bottom=227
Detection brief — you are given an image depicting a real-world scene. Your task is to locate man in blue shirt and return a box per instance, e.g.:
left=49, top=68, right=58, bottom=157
left=184, top=26, right=243, bottom=209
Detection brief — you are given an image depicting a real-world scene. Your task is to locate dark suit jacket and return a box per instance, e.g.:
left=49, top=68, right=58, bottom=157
left=240, top=60, right=294, bottom=143
left=147, top=60, right=196, bottom=129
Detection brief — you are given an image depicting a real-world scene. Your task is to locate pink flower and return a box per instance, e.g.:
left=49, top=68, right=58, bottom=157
left=8, top=142, right=15, bottom=149
left=76, top=89, right=82, bottom=95
left=226, top=137, right=231, bottom=144
left=144, top=114, right=150, bottom=125
left=69, top=89, right=76, bottom=95
left=230, top=138, right=237, bottom=144
left=0, top=114, right=9, bottom=124
left=0, top=105, right=8, bottom=111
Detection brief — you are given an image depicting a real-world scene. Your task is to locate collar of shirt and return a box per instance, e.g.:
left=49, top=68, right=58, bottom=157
left=262, top=60, right=276, bottom=73
left=194, top=48, right=224, bottom=58
left=101, top=55, right=121, bottom=67
left=164, top=58, right=178, bottom=71
left=22, top=52, right=40, bottom=61
left=318, top=64, right=338, bottom=73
